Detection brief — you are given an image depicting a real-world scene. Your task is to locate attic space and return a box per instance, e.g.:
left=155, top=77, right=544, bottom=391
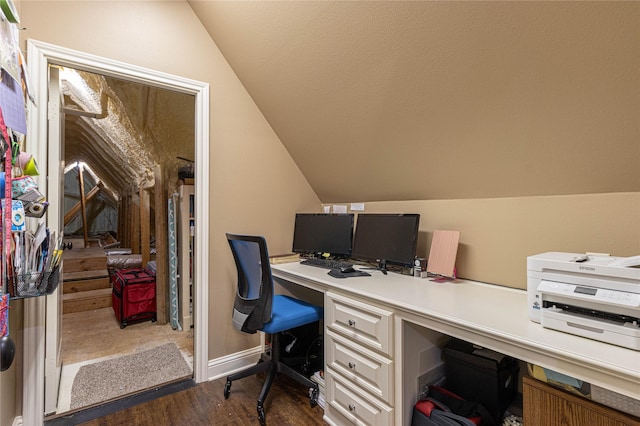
left=59, top=67, right=195, bottom=249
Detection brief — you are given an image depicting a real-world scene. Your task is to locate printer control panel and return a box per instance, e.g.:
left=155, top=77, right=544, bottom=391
left=538, top=281, right=640, bottom=308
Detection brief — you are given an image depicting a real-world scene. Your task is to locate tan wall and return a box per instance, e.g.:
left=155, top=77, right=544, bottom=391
left=5, top=1, right=640, bottom=423
left=326, top=192, right=640, bottom=289
left=0, top=301, right=21, bottom=426
left=10, top=2, right=320, bottom=419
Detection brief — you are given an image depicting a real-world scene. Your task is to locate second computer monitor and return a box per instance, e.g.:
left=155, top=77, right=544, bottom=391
left=292, top=213, right=354, bottom=258
left=352, top=213, right=420, bottom=268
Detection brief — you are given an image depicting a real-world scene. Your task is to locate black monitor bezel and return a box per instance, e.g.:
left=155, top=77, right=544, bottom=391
left=351, top=213, right=420, bottom=268
left=291, top=213, right=355, bottom=258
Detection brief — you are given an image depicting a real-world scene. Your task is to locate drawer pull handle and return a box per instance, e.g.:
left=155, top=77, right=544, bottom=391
left=348, top=404, right=356, bottom=411
left=348, top=319, right=356, bottom=326
left=348, top=362, right=356, bottom=369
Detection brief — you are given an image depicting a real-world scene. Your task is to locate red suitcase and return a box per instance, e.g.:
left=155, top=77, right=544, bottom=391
left=111, top=267, right=157, bottom=329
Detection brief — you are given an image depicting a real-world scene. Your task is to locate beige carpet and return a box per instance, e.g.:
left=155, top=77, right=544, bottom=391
left=70, top=342, right=191, bottom=409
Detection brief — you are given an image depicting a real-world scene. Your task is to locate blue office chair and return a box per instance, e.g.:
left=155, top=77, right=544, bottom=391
left=224, top=233, right=323, bottom=425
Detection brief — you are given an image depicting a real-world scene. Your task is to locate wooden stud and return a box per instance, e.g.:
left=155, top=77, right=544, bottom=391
left=118, top=196, right=127, bottom=248
left=123, top=195, right=131, bottom=249
left=64, top=183, right=102, bottom=226
left=78, top=164, right=89, bottom=247
left=131, top=192, right=140, bottom=255
left=140, top=185, right=151, bottom=267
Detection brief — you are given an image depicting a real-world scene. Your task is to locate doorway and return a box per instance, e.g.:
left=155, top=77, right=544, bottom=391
left=24, top=40, right=209, bottom=425
left=55, top=66, right=194, bottom=414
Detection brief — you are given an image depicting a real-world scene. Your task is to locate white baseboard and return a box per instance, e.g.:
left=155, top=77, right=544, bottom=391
left=12, top=416, right=22, bottom=426
left=207, top=345, right=262, bottom=381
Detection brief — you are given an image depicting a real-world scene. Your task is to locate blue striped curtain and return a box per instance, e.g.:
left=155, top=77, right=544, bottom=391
left=168, top=194, right=180, bottom=330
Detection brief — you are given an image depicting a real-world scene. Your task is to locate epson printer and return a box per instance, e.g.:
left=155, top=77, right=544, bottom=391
left=527, top=252, right=640, bottom=350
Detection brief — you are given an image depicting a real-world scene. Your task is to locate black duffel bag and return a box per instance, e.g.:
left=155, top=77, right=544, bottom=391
left=411, top=386, right=496, bottom=426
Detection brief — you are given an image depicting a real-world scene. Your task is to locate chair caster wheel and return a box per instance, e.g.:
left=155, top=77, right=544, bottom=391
left=257, top=404, right=266, bottom=426
left=310, top=386, right=319, bottom=407
left=223, top=379, right=231, bottom=399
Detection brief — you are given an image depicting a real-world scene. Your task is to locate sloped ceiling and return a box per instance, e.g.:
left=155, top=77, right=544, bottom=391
left=62, top=69, right=195, bottom=198
left=189, top=1, right=640, bottom=203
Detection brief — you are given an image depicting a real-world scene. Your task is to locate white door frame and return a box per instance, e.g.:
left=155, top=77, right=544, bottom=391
left=24, top=39, right=210, bottom=425
left=43, top=64, right=63, bottom=415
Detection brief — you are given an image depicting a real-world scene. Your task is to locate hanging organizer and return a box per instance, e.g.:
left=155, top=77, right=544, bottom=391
left=0, top=109, right=61, bottom=300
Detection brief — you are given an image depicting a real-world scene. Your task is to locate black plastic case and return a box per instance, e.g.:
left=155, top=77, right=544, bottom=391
left=442, top=338, right=519, bottom=422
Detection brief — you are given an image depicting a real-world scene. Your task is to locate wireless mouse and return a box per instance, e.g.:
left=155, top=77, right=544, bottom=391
left=340, top=266, right=356, bottom=274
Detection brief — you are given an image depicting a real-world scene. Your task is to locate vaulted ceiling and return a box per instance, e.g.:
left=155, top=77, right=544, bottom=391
left=188, top=1, right=639, bottom=202
left=62, top=2, right=639, bottom=204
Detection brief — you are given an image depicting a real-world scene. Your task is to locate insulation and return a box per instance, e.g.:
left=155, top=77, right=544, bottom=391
left=60, top=68, right=195, bottom=199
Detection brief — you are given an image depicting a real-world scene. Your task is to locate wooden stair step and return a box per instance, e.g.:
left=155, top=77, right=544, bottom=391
left=63, top=257, right=108, bottom=273
left=63, top=269, right=110, bottom=281
left=64, top=276, right=111, bottom=293
left=63, top=247, right=107, bottom=273
left=62, top=247, right=106, bottom=260
left=63, top=287, right=112, bottom=314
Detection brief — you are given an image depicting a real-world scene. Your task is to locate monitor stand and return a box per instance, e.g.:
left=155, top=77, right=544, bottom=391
left=362, top=259, right=388, bottom=275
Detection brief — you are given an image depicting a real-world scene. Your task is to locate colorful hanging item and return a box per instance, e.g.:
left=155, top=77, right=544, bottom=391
left=0, top=293, right=8, bottom=337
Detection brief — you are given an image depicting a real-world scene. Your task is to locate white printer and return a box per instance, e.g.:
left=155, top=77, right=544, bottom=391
left=527, top=252, right=640, bottom=350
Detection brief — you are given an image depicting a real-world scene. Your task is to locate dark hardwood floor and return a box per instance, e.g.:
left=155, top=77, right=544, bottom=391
left=76, top=373, right=326, bottom=426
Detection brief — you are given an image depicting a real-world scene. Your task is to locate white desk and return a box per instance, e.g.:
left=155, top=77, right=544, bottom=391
left=271, top=262, right=640, bottom=426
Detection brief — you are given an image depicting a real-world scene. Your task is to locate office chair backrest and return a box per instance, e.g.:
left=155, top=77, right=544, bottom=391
left=226, top=234, right=274, bottom=334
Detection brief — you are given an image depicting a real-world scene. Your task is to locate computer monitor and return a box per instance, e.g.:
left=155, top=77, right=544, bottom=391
left=292, top=213, right=354, bottom=258
left=352, top=213, right=420, bottom=272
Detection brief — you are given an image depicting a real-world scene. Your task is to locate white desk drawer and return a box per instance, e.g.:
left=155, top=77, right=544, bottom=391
left=326, top=368, right=394, bottom=426
left=326, top=330, right=393, bottom=404
left=326, top=291, right=393, bottom=356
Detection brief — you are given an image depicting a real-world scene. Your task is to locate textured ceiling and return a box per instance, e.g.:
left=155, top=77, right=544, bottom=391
left=189, top=1, right=640, bottom=203
left=62, top=69, right=195, bottom=197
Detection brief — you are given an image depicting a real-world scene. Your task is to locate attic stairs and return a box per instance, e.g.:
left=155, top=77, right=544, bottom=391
left=62, top=247, right=111, bottom=314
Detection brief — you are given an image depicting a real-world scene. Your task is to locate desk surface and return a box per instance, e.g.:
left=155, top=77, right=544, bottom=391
left=271, top=262, right=640, bottom=400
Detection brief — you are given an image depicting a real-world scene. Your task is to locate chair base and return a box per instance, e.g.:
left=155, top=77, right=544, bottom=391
left=223, top=333, right=319, bottom=426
